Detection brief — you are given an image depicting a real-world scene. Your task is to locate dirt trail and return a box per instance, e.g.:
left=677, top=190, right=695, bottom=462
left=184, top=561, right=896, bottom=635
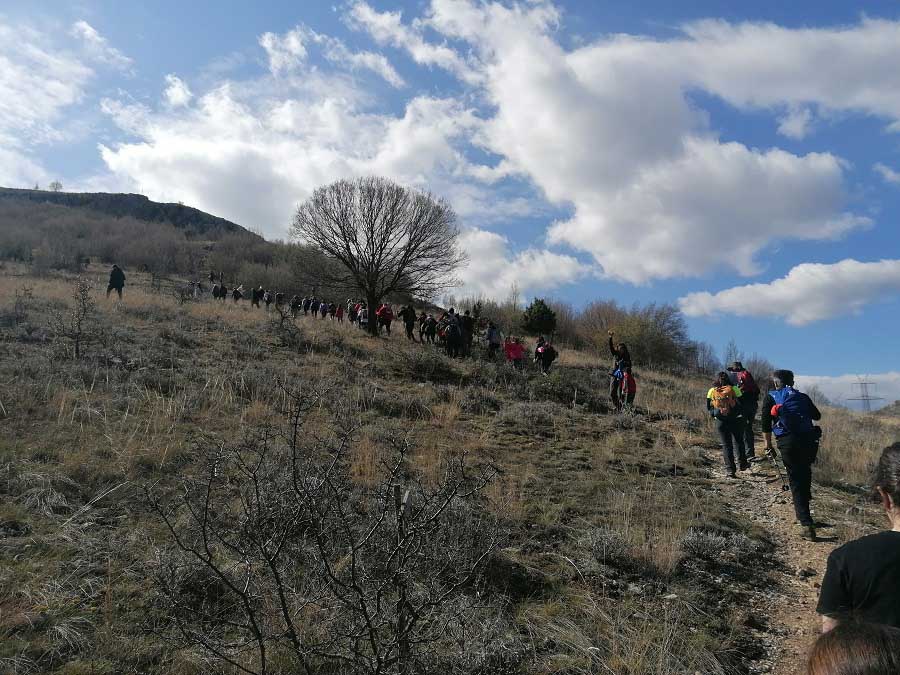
left=700, top=450, right=839, bottom=675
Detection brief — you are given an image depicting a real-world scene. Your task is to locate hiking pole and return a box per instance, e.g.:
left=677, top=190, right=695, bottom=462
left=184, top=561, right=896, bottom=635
left=765, top=445, right=791, bottom=492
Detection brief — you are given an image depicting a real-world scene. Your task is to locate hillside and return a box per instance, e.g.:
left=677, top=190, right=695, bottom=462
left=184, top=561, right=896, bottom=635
left=876, top=399, right=900, bottom=418
left=0, top=187, right=256, bottom=239
left=0, top=264, right=896, bottom=675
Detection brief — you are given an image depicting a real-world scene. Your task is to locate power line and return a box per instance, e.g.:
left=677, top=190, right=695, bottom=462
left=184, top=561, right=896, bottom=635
left=847, top=377, right=884, bottom=413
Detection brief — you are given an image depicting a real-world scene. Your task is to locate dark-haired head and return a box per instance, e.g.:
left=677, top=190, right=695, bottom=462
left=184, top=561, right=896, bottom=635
left=874, top=442, right=900, bottom=517
left=715, top=371, right=731, bottom=387
left=773, top=369, right=795, bottom=388
left=807, top=621, right=900, bottom=675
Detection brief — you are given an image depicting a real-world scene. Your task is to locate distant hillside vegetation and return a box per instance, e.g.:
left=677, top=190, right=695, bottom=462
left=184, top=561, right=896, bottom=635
left=876, top=399, right=900, bottom=418
left=0, top=187, right=253, bottom=238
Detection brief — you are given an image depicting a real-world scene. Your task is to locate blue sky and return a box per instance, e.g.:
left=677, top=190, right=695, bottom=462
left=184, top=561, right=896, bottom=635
left=3, top=1, right=900, bottom=406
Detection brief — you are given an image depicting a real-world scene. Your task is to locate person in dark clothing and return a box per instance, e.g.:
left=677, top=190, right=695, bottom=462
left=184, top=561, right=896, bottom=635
left=761, top=369, right=822, bottom=540
left=706, top=371, right=748, bottom=478
left=728, top=361, right=761, bottom=459
left=534, top=336, right=557, bottom=375
left=303, top=297, right=311, bottom=316
left=398, top=305, right=417, bottom=341
left=107, top=264, right=126, bottom=299
left=423, top=314, right=437, bottom=344
left=460, top=310, right=475, bottom=356
left=817, top=442, right=900, bottom=631
left=607, top=330, right=632, bottom=410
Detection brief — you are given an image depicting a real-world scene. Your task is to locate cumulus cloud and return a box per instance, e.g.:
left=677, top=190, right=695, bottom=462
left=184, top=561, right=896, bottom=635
left=164, top=74, right=193, bottom=108
left=678, top=259, right=900, bottom=325
left=455, top=228, right=591, bottom=299
left=97, top=3, right=900, bottom=291
left=795, top=372, right=900, bottom=409
left=70, top=20, right=132, bottom=71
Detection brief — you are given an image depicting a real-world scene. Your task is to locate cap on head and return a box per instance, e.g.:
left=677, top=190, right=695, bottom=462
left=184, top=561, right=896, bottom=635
left=729, top=361, right=744, bottom=371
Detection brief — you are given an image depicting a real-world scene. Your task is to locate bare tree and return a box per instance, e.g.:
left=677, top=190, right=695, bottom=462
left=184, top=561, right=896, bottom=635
left=148, top=383, right=501, bottom=674
left=49, top=180, right=63, bottom=192
left=291, top=177, right=467, bottom=335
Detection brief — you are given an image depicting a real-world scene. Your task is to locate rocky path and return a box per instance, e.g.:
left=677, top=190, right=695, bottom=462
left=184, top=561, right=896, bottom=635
left=701, top=451, right=840, bottom=675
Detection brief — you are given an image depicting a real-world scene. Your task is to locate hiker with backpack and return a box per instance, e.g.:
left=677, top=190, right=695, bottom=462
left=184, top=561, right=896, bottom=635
left=607, top=330, right=632, bottom=411
left=398, top=305, right=418, bottom=341
left=761, top=369, right=822, bottom=541
left=707, top=371, right=749, bottom=478
left=728, top=361, right=760, bottom=459
left=534, top=336, right=558, bottom=375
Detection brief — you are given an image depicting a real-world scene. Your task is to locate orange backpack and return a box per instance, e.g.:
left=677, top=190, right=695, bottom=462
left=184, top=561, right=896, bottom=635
left=711, top=385, right=738, bottom=417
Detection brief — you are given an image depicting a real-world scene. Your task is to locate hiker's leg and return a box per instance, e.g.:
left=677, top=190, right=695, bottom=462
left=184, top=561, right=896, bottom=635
left=743, top=398, right=758, bottom=458
left=782, top=454, right=813, bottom=525
left=116, top=287, right=122, bottom=300
left=609, top=376, right=620, bottom=409
left=733, top=426, right=748, bottom=468
left=717, top=420, right=736, bottom=474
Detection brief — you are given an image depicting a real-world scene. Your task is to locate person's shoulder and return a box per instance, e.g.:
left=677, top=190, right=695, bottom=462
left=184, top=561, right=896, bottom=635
left=830, top=531, right=900, bottom=561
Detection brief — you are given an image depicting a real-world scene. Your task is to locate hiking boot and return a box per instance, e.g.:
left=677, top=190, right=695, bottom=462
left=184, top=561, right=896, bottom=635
left=726, top=470, right=737, bottom=479
left=739, top=462, right=751, bottom=471
left=799, top=524, right=817, bottom=541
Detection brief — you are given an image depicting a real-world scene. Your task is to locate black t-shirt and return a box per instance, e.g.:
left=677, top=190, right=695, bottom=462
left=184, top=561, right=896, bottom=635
left=817, top=531, right=900, bottom=628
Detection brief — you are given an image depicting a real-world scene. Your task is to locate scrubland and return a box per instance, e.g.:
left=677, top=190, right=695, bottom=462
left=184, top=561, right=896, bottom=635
left=0, top=264, right=895, bottom=675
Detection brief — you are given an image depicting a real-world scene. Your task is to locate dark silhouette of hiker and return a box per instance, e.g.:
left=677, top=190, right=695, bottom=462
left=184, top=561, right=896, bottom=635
left=107, top=265, right=126, bottom=300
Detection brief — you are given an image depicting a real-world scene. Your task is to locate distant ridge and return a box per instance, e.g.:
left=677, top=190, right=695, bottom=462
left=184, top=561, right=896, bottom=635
left=0, top=186, right=257, bottom=239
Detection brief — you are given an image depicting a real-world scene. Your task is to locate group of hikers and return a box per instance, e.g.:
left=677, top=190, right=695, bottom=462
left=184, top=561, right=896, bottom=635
left=109, top=264, right=900, bottom=673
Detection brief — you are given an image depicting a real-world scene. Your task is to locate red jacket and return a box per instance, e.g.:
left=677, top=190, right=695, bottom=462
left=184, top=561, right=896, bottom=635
left=504, top=342, right=525, bottom=361
left=621, top=371, right=637, bottom=395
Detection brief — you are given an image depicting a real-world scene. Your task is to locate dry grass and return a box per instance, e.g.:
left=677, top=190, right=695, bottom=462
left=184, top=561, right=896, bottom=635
left=0, top=264, right=878, bottom=674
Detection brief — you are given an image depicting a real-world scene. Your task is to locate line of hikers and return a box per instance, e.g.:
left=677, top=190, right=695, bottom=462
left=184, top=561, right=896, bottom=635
left=706, top=364, right=824, bottom=541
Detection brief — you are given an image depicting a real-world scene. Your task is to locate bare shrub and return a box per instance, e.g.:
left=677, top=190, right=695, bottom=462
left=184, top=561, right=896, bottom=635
left=147, top=383, right=502, bottom=675
left=49, top=278, right=97, bottom=359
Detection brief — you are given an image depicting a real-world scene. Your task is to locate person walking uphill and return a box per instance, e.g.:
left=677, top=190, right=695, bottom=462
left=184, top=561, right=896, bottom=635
left=607, top=330, right=632, bottom=410
left=398, top=305, right=417, bottom=341
left=728, top=361, right=760, bottom=459
left=707, top=372, right=748, bottom=478
left=761, top=369, right=822, bottom=541
left=107, top=264, right=126, bottom=300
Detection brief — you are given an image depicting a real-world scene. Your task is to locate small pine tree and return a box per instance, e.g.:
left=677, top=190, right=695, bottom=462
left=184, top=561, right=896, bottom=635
left=522, top=298, right=556, bottom=336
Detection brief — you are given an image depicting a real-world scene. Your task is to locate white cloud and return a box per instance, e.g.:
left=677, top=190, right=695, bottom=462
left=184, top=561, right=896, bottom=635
left=347, top=2, right=480, bottom=83
left=70, top=20, right=132, bottom=71
left=260, top=24, right=404, bottom=87
left=874, top=162, right=900, bottom=185
left=99, top=81, right=497, bottom=236
left=93, top=4, right=900, bottom=293
left=678, top=259, right=900, bottom=325
left=777, top=106, right=814, bottom=139
left=163, top=74, right=193, bottom=108
left=795, top=372, right=900, bottom=409
left=259, top=27, right=307, bottom=74
left=455, top=228, right=591, bottom=299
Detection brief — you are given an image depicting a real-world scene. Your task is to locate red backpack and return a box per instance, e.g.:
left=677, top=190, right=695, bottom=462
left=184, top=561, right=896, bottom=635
left=736, top=370, right=759, bottom=396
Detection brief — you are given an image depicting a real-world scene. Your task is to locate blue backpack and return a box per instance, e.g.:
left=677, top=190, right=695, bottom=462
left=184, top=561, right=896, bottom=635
left=770, top=387, right=815, bottom=437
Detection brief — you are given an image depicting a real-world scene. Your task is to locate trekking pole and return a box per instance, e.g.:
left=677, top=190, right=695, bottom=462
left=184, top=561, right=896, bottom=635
left=765, top=445, right=791, bottom=492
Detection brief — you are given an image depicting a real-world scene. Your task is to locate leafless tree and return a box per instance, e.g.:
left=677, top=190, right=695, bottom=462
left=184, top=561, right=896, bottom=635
left=291, top=177, right=467, bottom=335
left=147, top=383, right=501, bottom=674
left=49, top=180, right=63, bottom=192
